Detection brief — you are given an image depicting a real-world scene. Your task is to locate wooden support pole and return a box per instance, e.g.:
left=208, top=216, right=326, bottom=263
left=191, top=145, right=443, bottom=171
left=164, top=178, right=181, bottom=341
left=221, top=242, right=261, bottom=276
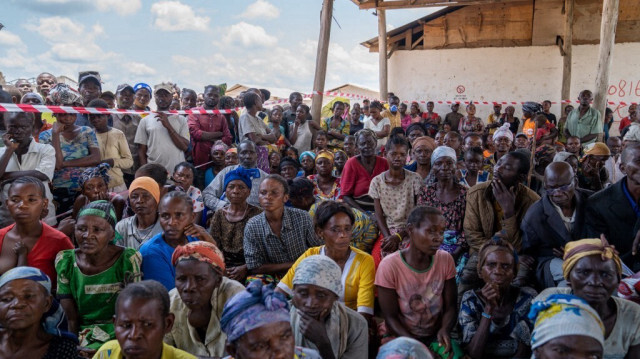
left=561, top=0, right=574, bottom=113
left=378, top=9, right=388, bottom=101
left=593, top=0, right=619, bottom=140
left=310, top=0, right=334, bottom=125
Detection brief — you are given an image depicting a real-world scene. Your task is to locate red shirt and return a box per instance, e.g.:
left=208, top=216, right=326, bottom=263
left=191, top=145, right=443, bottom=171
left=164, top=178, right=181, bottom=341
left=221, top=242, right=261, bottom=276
left=340, top=156, right=389, bottom=198
left=620, top=116, right=632, bottom=132
left=0, top=223, right=74, bottom=290
left=187, top=108, right=232, bottom=166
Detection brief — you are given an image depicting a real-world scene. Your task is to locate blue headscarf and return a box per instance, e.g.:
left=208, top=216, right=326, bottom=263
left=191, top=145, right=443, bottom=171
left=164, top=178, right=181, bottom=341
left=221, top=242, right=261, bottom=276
left=299, top=151, right=316, bottom=163
left=223, top=167, right=256, bottom=190
left=220, top=280, right=290, bottom=343
left=0, top=267, right=77, bottom=343
left=133, top=82, right=152, bottom=98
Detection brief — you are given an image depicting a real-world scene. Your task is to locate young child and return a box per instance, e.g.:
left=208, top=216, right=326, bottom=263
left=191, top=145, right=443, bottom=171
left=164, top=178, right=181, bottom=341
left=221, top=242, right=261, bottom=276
left=172, top=162, right=204, bottom=223
left=435, top=130, right=446, bottom=146
left=268, top=150, right=282, bottom=175
left=285, top=146, right=299, bottom=161
left=375, top=206, right=463, bottom=358
left=369, top=136, right=423, bottom=264
left=460, top=147, right=490, bottom=188
left=72, top=164, right=126, bottom=221
left=343, top=135, right=357, bottom=157
left=333, top=150, right=348, bottom=178
left=313, top=130, right=329, bottom=154
left=534, top=113, right=557, bottom=145
left=268, top=105, right=291, bottom=151
left=322, top=101, right=350, bottom=150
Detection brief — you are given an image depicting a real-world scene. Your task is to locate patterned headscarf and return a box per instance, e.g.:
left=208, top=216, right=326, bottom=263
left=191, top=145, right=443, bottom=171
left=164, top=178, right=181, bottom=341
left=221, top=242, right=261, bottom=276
left=172, top=241, right=226, bottom=274
left=316, top=150, right=334, bottom=163
left=493, top=122, right=514, bottom=142
left=0, top=267, right=77, bottom=343
left=48, top=83, right=83, bottom=106
left=226, top=148, right=237, bottom=154
left=211, top=140, right=229, bottom=154
left=292, top=255, right=342, bottom=296
left=376, top=337, right=433, bottom=359
left=430, top=145, right=457, bottom=166
left=220, top=281, right=290, bottom=343
left=522, top=101, right=542, bottom=115
left=79, top=163, right=111, bottom=188
left=562, top=237, right=622, bottom=280
left=299, top=151, right=316, bottom=163
left=528, top=294, right=604, bottom=351
left=77, top=200, right=120, bottom=244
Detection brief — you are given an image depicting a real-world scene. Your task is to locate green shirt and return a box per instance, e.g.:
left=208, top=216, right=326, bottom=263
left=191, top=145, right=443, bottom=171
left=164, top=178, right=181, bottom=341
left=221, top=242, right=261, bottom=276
left=566, top=106, right=602, bottom=145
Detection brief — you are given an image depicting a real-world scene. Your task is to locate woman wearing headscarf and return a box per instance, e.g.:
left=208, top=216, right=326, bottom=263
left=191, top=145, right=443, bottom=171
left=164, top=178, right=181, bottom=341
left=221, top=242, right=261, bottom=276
left=534, top=236, right=640, bottom=358
left=72, top=164, right=126, bottom=221
left=340, top=129, right=389, bottom=213
left=308, top=151, right=341, bottom=201
left=417, top=146, right=468, bottom=275
left=289, top=255, right=368, bottom=359
left=299, top=151, right=316, bottom=177
left=0, top=266, right=78, bottom=358
left=115, top=176, right=163, bottom=250
left=209, top=167, right=263, bottom=282
left=405, top=136, right=436, bottom=180
left=376, top=337, right=433, bottom=359
left=205, top=140, right=229, bottom=188
left=528, top=294, right=605, bottom=359
left=220, top=280, right=321, bottom=359
left=459, top=238, right=537, bottom=359
left=39, top=83, right=101, bottom=215
left=55, top=200, right=142, bottom=351
left=165, top=241, right=245, bottom=357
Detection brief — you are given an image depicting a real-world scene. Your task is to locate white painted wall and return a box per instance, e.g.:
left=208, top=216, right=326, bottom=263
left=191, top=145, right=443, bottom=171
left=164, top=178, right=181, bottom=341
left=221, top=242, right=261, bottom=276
left=386, top=43, right=640, bottom=135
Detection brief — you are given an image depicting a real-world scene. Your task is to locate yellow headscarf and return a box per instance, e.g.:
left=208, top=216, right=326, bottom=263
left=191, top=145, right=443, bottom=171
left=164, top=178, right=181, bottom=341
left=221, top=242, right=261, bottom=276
left=316, top=150, right=334, bottom=163
left=562, top=237, right=622, bottom=280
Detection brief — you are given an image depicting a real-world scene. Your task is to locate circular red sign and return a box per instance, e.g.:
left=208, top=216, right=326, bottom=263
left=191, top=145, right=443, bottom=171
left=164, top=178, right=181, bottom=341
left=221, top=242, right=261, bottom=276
left=456, top=85, right=465, bottom=94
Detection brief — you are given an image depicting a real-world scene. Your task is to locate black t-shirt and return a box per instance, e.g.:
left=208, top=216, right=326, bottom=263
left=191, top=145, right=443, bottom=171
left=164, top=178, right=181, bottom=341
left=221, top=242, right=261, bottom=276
left=543, top=112, right=557, bottom=125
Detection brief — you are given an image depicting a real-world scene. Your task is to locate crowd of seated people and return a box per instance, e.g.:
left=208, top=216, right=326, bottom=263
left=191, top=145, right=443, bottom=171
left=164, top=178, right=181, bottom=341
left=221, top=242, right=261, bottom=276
left=1, top=75, right=640, bottom=358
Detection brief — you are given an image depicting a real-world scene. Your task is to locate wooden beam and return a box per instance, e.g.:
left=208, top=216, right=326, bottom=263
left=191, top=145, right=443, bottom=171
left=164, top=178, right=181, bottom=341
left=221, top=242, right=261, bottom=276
left=310, top=0, right=333, bottom=126
left=593, top=0, right=619, bottom=140
left=355, top=0, right=528, bottom=9
left=561, top=0, right=574, bottom=112
left=378, top=9, right=388, bottom=101
left=404, top=29, right=412, bottom=49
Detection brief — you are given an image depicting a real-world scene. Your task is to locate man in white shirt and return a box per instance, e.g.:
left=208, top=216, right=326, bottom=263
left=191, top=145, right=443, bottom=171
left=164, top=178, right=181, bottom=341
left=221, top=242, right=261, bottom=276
left=134, top=83, right=190, bottom=174
left=0, top=112, right=57, bottom=226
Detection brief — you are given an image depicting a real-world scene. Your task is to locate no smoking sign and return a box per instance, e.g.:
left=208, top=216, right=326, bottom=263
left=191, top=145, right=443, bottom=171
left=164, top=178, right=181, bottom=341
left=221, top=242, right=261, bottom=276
left=456, top=85, right=465, bottom=94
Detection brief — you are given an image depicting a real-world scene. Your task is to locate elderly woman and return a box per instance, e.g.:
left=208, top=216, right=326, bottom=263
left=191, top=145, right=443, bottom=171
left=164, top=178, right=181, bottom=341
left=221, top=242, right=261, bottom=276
left=459, top=238, right=537, bottom=359
left=535, top=237, right=640, bottom=358
left=0, top=267, right=78, bottom=358
left=115, top=176, right=162, bottom=250
left=341, top=129, right=389, bottom=213
left=278, top=201, right=375, bottom=318
left=377, top=337, right=433, bottom=359
left=458, top=104, right=484, bottom=137
left=39, top=84, right=101, bottom=214
left=209, top=167, right=263, bottom=282
left=220, top=280, right=321, bottom=359
left=529, top=294, right=605, bottom=359
left=289, top=255, right=368, bottom=359
left=204, top=140, right=229, bottom=188
left=20, top=91, right=52, bottom=141
left=299, top=151, right=316, bottom=177
left=405, top=136, right=435, bottom=180
left=417, top=146, right=468, bottom=273
left=56, top=200, right=142, bottom=351
left=243, top=175, right=322, bottom=282
left=308, top=151, right=341, bottom=201
left=165, top=241, right=245, bottom=357
left=0, top=177, right=73, bottom=289
left=72, top=164, right=126, bottom=221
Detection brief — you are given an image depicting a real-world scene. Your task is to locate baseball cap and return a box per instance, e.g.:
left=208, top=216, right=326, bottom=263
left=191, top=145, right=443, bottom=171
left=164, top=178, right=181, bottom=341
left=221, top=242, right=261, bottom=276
left=515, top=132, right=528, bottom=139
left=154, top=82, right=173, bottom=96
left=116, top=83, right=134, bottom=94
left=133, top=83, right=152, bottom=98
left=78, top=71, right=102, bottom=88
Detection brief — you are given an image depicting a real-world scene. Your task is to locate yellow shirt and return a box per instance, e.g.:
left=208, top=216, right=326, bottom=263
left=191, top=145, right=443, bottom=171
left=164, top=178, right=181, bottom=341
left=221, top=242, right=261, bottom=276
left=93, top=340, right=196, bottom=359
left=277, top=246, right=375, bottom=314
left=381, top=109, right=401, bottom=130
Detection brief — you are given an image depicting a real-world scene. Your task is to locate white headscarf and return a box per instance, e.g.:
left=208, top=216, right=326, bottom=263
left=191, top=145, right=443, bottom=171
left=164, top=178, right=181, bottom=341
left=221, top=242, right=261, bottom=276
left=431, top=145, right=457, bottom=166
left=493, top=122, right=514, bottom=142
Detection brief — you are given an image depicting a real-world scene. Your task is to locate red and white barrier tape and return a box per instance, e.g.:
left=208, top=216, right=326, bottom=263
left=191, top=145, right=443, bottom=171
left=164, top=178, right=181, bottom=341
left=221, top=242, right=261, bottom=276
left=0, top=103, right=242, bottom=115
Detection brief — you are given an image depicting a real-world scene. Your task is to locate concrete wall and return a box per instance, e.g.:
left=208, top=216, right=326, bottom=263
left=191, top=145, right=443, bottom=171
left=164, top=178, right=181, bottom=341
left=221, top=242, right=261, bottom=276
left=387, top=43, right=640, bottom=134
